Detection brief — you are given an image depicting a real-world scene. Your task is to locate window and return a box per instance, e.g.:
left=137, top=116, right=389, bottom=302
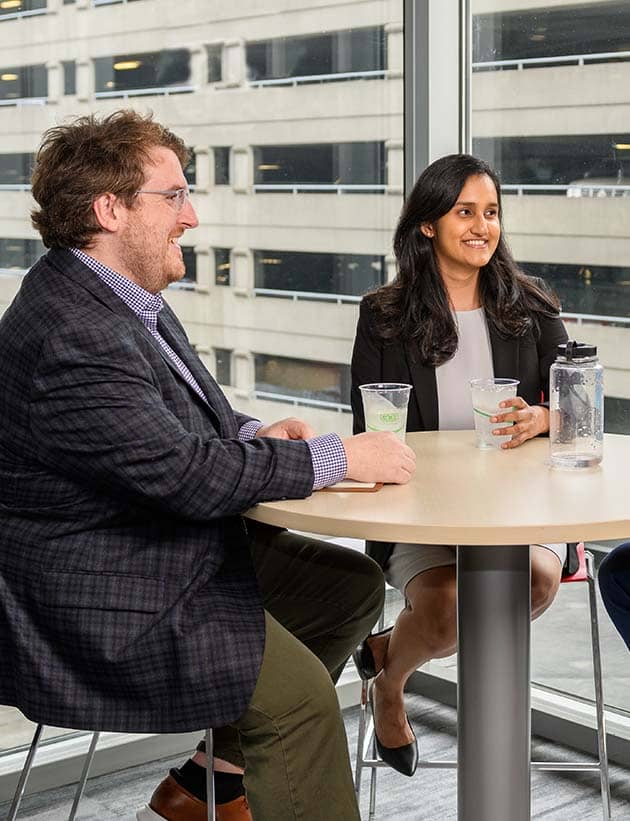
left=214, top=348, right=232, bottom=385
left=474, top=1, right=630, bottom=68
left=184, top=151, right=196, bottom=188
left=214, top=248, right=231, bottom=286
left=521, top=262, right=630, bottom=318
left=604, top=396, right=630, bottom=433
left=214, top=147, right=230, bottom=185
left=0, top=64, right=47, bottom=102
left=206, top=44, right=222, bottom=83
left=255, top=354, right=351, bottom=408
left=62, top=60, right=76, bottom=95
left=94, top=49, right=191, bottom=96
left=474, top=134, right=630, bottom=192
left=0, top=153, right=34, bottom=187
left=471, top=0, right=630, bottom=727
left=0, top=237, right=45, bottom=273
left=180, top=247, right=196, bottom=287
left=0, top=0, right=46, bottom=20
left=253, top=142, right=386, bottom=191
left=0, top=0, right=401, bottom=773
left=247, top=26, right=386, bottom=84
left=254, top=250, right=384, bottom=299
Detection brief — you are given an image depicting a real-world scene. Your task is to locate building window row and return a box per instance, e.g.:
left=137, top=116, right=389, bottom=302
left=0, top=142, right=387, bottom=192
left=0, top=26, right=389, bottom=103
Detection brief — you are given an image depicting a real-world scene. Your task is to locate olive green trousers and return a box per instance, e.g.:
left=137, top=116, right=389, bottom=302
left=213, top=523, right=385, bottom=821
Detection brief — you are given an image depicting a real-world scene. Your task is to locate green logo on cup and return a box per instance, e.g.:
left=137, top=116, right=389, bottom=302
left=379, top=412, right=400, bottom=424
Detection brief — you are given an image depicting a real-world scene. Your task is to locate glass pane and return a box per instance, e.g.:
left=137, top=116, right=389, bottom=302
left=0, top=63, right=47, bottom=100
left=180, top=246, right=196, bottom=286
left=0, top=0, right=402, bottom=757
left=94, top=49, right=191, bottom=94
left=471, top=0, right=630, bottom=716
left=255, top=353, right=351, bottom=407
left=62, top=60, right=76, bottom=95
left=0, top=0, right=46, bottom=19
left=214, top=347, right=232, bottom=385
left=0, top=152, right=34, bottom=186
left=214, top=146, right=230, bottom=185
left=246, top=26, right=386, bottom=82
left=254, top=142, right=386, bottom=189
left=254, top=249, right=384, bottom=298
left=214, top=247, right=231, bottom=286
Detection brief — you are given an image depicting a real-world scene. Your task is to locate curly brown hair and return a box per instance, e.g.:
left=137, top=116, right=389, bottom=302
left=31, top=110, right=189, bottom=249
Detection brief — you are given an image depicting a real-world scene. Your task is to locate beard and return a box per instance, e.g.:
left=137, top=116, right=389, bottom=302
left=119, top=219, right=185, bottom=293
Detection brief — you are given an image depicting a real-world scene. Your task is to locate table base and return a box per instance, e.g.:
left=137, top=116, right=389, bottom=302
left=457, top=545, right=532, bottom=821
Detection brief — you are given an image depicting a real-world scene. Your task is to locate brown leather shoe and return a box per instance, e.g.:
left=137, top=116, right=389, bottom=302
left=138, top=773, right=252, bottom=821
left=216, top=795, right=252, bottom=821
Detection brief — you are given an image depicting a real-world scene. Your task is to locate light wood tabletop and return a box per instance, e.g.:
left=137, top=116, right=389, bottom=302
left=246, top=430, right=630, bottom=545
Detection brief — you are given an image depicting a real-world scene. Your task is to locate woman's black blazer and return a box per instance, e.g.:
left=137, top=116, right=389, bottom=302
left=350, top=296, right=578, bottom=576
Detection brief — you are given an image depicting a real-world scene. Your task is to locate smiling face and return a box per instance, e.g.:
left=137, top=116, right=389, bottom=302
left=118, top=146, right=198, bottom=293
left=421, top=173, right=500, bottom=284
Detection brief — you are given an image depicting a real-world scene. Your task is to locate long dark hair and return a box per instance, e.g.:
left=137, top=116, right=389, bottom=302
left=365, top=154, right=560, bottom=367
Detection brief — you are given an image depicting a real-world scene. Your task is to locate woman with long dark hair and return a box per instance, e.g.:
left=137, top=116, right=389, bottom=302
left=350, top=154, right=573, bottom=776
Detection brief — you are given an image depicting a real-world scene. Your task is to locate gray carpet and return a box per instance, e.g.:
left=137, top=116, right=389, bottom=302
left=3, top=694, right=629, bottom=820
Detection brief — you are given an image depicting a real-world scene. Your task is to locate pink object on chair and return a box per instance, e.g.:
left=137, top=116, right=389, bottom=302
left=562, top=542, right=588, bottom=584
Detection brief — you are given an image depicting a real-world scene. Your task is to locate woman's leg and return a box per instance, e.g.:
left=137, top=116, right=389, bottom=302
left=370, top=565, right=457, bottom=748
left=368, top=544, right=564, bottom=750
left=530, top=544, right=563, bottom=619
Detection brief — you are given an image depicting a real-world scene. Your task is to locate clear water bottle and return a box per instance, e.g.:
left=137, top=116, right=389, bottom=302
left=549, top=340, right=604, bottom=468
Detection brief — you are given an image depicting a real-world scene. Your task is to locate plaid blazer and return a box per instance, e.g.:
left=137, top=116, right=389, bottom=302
left=0, top=249, right=314, bottom=733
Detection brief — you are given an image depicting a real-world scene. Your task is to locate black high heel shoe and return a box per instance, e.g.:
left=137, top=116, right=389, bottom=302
left=374, top=724, right=419, bottom=777
left=351, top=627, right=392, bottom=681
left=370, top=682, right=419, bottom=777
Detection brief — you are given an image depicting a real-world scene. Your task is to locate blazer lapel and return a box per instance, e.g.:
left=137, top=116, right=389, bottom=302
left=403, top=342, right=439, bottom=431
left=157, top=306, right=233, bottom=432
left=489, top=323, right=520, bottom=381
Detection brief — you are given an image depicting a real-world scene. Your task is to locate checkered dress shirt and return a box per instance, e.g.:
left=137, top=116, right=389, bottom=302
left=70, top=249, right=346, bottom=489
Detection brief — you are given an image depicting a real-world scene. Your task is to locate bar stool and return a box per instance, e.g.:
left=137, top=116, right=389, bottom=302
left=354, top=543, right=611, bottom=821
left=7, top=725, right=216, bottom=821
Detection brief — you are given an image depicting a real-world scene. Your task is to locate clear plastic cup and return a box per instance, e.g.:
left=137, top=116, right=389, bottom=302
left=469, top=378, right=520, bottom=449
left=359, top=383, right=412, bottom=442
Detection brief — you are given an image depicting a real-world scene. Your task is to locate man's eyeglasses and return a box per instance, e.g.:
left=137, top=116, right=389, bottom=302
left=135, top=187, right=191, bottom=212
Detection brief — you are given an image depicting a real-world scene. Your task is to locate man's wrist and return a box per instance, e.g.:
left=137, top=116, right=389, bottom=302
left=238, top=420, right=263, bottom=441
left=307, top=433, right=347, bottom=490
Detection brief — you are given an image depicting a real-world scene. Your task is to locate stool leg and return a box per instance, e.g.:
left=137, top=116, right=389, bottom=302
left=587, top=553, right=612, bottom=820
left=355, top=678, right=368, bottom=798
left=368, top=727, right=378, bottom=820
left=205, top=729, right=216, bottom=821
left=68, top=732, right=100, bottom=821
left=7, top=724, right=44, bottom=821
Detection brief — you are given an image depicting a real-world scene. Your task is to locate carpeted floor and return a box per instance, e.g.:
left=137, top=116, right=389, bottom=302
left=3, top=693, right=630, bottom=820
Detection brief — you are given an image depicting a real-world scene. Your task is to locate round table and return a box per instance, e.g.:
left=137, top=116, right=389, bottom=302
left=246, top=430, right=630, bottom=821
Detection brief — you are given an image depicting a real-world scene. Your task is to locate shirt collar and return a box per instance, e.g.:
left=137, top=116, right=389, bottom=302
left=69, top=248, right=164, bottom=323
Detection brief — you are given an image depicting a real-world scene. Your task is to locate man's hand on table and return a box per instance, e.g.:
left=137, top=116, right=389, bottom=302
left=256, top=417, right=316, bottom=441
left=342, top=431, right=416, bottom=484
left=491, top=398, right=549, bottom=449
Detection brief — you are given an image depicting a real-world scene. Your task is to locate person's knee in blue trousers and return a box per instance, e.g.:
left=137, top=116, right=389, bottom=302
left=598, top=542, right=630, bottom=651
